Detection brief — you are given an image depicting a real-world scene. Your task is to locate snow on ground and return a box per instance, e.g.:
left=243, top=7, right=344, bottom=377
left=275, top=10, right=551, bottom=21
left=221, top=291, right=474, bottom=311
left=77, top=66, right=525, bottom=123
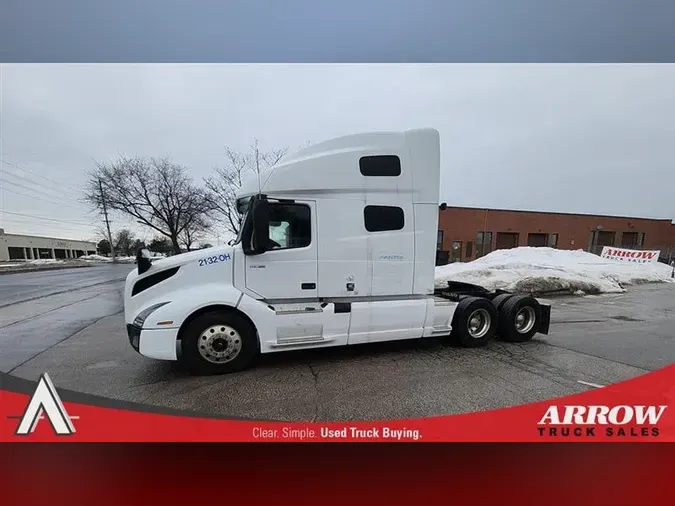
left=0, top=263, right=22, bottom=269
left=435, top=247, right=675, bottom=295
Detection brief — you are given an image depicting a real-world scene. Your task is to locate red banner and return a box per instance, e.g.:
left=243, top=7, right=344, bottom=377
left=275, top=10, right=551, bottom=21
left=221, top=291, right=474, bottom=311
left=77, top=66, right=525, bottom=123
left=2, top=364, right=674, bottom=442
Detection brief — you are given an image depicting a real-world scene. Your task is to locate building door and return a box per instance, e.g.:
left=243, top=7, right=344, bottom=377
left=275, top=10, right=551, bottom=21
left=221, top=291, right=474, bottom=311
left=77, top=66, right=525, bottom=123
left=597, top=231, right=616, bottom=247
left=475, top=232, right=493, bottom=258
left=588, top=230, right=616, bottom=255
left=450, top=241, right=462, bottom=262
left=527, top=233, right=548, bottom=247
left=496, top=232, right=519, bottom=250
left=621, top=232, right=638, bottom=248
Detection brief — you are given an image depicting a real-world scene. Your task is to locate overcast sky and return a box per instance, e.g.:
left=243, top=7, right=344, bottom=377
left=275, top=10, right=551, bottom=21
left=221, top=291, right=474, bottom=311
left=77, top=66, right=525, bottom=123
left=1, top=64, right=675, bottom=242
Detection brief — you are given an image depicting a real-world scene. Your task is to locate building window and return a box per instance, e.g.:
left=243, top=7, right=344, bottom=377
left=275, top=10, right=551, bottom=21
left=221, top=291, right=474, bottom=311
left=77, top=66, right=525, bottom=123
left=548, top=233, right=559, bottom=248
left=267, top=203, right=311, bottom=250
left=466, top=241, right=473, bottom=259
left=359, top=155, right=401, bottom=177
left=476, top=231, right=493, bottom=258
left=437, top=230, right=444, bottom=251
left=8, top=247, right=26, bottom=260
left=364, top=205, right=405, bottom=232
left=638, top=233, right=645, bottom=247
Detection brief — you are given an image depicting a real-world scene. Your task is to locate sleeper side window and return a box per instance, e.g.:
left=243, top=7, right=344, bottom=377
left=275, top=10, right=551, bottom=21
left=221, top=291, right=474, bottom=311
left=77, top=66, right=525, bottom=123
left=363, top=205, right=405, bottom=232
left=359, top=155, right=401, bottom=176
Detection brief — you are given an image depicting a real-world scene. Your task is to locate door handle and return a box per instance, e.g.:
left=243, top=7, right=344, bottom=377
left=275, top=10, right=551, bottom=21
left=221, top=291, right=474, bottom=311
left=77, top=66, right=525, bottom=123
left=301, top=283, right=316, bottom=290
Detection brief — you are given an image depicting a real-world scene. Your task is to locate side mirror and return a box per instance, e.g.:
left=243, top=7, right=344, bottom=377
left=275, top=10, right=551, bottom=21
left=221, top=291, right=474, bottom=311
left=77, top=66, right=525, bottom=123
left=250, top=197, right=270, bottom=255
left=136, top=248, right=152, bottom=275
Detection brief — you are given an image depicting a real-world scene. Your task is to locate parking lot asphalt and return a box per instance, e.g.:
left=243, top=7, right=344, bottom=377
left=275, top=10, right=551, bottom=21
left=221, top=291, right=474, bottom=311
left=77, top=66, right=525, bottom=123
left=4, top=266, right=673, bottom=421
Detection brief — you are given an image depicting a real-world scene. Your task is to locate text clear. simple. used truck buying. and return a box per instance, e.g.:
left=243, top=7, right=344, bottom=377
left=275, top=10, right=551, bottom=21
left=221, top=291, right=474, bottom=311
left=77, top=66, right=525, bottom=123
left=124, top=128, right=551, bottom=375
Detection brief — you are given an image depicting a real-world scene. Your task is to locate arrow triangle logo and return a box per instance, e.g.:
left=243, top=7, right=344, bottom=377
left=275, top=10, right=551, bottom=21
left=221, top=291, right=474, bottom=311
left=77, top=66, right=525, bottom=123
left=14, top=373, right=76, bottom=436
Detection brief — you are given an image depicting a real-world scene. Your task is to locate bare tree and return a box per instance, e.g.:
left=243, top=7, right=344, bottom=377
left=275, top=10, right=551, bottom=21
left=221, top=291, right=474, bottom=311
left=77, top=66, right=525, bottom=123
left=85, top=156, right=216, bottom=255
left=180, top=213, right=211, bottom=252
left=204, top=139, right=287, bottom=236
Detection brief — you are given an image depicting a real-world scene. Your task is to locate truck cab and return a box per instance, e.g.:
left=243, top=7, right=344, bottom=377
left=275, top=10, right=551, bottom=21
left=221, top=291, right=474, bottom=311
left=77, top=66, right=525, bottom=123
left=124, top=128, right=550, bottom=375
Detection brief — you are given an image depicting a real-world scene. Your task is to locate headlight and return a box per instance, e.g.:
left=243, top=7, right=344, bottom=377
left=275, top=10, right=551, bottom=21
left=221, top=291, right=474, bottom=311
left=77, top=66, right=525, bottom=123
left=133, top=301, right=171, bottom=328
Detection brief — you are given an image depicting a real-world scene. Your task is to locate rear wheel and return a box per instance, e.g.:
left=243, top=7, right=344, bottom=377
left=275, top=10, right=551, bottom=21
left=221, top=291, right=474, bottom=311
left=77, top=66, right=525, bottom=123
left=491, top=293, right=513, bottom=312
left=451, top=297, right=499, bottom=347
left=498, top=295, right=541, bottom=343
left=180, top=310, right=258, bottom=375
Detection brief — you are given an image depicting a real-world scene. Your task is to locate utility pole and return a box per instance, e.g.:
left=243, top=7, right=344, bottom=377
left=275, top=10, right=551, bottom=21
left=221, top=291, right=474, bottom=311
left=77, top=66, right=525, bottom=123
left=98, top=178, right=117, bottom=263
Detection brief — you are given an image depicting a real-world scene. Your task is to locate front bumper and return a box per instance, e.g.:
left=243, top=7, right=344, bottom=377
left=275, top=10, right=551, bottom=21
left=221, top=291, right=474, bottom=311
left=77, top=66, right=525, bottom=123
left=126, top=324, right=180, bottom=361
left=127, top=324, right=142, bottom=352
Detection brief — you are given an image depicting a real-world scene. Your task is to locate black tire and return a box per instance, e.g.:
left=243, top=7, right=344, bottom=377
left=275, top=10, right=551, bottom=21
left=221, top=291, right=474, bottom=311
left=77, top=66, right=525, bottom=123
left=180, top=310, right=258, bottom=375
left=491, top=293, right=513, bottom=312
left=451, top=297, right=498, bottom=347
left=498, top=295, right=541, bottom=343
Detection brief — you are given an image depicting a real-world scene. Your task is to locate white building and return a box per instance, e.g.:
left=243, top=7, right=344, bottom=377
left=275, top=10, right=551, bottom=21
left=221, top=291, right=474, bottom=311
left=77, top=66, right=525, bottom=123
left=0, top=228, right=97, bottom=262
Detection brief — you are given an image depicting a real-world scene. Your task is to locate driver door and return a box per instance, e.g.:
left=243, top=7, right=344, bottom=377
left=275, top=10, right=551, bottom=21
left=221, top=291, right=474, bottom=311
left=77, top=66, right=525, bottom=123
left=245, top=200, right=318, bottom=300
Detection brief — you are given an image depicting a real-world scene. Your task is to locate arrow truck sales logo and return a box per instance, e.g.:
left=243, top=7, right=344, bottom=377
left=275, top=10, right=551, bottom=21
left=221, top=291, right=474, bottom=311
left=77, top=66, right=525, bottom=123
left=9, top=373, right=78, bottom=436
left=538, top=405, right=667, bottom=438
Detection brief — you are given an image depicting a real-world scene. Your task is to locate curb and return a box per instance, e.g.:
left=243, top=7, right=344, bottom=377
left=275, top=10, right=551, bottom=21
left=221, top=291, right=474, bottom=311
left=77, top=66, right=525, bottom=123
left=0, top=264, right=93, bottom=275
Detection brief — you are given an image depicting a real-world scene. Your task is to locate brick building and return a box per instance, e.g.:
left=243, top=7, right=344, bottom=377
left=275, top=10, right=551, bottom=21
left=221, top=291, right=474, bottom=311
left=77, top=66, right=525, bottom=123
left=437, top=206, right=675, bottom=265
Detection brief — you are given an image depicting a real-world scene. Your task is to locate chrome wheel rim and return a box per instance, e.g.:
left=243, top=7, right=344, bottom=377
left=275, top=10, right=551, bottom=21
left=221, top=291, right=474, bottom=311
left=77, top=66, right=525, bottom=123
left=467, top=309, right=491, bottom=339
left=515, top=307, right=536, bottom=334
left=198, top=324, right=242, bottom=364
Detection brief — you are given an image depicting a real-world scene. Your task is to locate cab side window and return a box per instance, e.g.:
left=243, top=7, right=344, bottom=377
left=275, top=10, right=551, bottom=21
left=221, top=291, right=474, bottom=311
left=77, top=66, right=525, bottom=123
left=268, top=203, right=311, bottom=250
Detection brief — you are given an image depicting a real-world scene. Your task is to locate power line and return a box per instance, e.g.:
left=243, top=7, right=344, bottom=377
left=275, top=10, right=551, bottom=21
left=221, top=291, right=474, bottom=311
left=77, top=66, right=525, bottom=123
left=0, top=210, right=93, bottom=226
left=1, top=159, right=83, bottom=193
left=0, top=217, right=95, bottom=233
left=0, top=223, right=94, bottom=236
left=0, top=212, right=97, bottom=228
left=0, top=172, right=82, bottom=200
left=0, top=181, right=90, bottom=210
left=0, top=166, right=83, bottom=200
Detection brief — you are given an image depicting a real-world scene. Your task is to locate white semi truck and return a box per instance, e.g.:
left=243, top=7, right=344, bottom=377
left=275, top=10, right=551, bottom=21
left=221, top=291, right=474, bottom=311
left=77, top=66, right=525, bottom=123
left=124, top=128, right=551, bottom=375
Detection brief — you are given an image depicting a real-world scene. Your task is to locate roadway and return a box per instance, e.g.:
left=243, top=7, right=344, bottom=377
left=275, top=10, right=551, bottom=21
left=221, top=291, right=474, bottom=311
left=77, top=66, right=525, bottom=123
left=0, top=264, right=133, bottom=372
left=2, top=265, right=674, bottom=421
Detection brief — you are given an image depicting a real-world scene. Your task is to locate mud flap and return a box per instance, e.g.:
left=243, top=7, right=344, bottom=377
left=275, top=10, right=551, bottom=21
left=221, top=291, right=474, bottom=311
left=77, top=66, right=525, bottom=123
left=538, top=304, right=551, bottom=335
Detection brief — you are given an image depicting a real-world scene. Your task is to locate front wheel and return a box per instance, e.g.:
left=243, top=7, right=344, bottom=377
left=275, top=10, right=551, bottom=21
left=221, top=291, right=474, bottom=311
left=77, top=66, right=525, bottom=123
left=180, top=310, right=258, bottom=375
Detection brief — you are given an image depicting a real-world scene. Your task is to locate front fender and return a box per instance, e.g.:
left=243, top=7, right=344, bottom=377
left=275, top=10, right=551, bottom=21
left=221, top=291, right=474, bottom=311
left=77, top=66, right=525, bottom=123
left=141, top=283, right=245, bottom=331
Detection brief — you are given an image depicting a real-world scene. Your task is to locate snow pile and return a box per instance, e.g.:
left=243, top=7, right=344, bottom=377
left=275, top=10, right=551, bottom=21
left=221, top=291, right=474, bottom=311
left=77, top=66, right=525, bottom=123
left=27, top=259, right=62, bottom=265
left=435, top=247, right=675, bottom=295
left=0, top=263, right=22, bottom=269
left=79, top=254, right=112, bottom=262
left=79, top=255, right=135, bottom=263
